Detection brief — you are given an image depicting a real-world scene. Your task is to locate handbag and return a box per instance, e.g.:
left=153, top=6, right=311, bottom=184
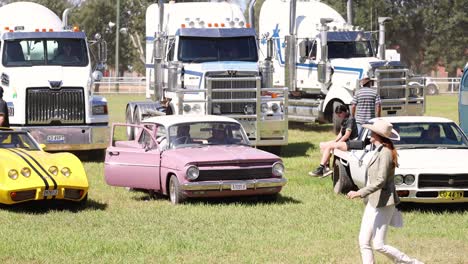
left=390, top=209, right=403, bottom=228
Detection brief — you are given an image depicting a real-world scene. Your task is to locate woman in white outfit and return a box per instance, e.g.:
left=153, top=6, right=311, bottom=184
left=347, top=119, right=423, bottom=264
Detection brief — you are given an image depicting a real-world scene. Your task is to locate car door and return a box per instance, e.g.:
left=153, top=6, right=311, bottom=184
left=347, top=129, right=376, bottom=188
left=459, top=66, right=468, bottom=135
left=104, top=123, right=161, bottom=190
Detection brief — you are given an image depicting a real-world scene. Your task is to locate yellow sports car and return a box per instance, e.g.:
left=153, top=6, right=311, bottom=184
left=0, top=128, right=88, bottom=205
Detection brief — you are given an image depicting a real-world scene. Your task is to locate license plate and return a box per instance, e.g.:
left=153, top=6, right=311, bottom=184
left=231, top=183, right=247, bottom=191
left=44, top=189, right=58, bottom=197
left=47, top=135, right=65, bottom=143
left=438, top=191, right=463, bottom=199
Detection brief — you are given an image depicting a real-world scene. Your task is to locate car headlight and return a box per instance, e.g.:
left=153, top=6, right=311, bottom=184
left=186, top=165, right=199, bottom=180
left=394, top=174, right=404, bottom=185
left=61, top=167, right=72, bottom=177
left=271, top=103, right=279, bottom=113
left=8, top=169, right=18, bottom=180
left=183, top=104, right=191, bottom=113
left=21, top=167, right=31, bottom=177
left=261, top=103, right=268, bottom=113
left=404, top=174, right=415, bottom=185
left=272, top=162, right=284, bottom=177
left=49, top=166, right=58, bottom=176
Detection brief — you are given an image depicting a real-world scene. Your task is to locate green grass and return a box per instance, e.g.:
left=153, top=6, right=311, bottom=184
left=0, top=95, right=467, bottom=263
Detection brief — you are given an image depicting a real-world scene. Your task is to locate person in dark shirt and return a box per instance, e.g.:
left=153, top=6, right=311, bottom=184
left=0, top=87, right=10, bottom=128
left=310, top=105, right=358, bottom=177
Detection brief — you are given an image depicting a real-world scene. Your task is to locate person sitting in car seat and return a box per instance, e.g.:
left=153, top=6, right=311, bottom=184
left=208, top=124, right=227, bottom=144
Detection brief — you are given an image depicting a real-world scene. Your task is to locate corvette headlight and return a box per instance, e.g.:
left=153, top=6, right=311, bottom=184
left=61, top=167, right=71, bottom=177
left=272, top=162, right=284, bottom=177
left=394, top=174, right=404, bottom=185
left=404, top=174, right=415, bottom=185
left=8, top=169, right=18, bottom=180
left=186, top=165, right=199, bottom=180
left=21, top=167, right=31, bottom=177
left=261, top=103, right=268, bottom=113
left=49, top=166, right=58, bottom=176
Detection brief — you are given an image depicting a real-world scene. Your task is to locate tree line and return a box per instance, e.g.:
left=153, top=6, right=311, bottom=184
left=2, top=0, right=467, bottom=76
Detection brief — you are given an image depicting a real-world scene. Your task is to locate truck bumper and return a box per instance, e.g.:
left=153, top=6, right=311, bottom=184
left=288, top=98, right=322, bottom=123
left=14, top=124, right=109, bottom=151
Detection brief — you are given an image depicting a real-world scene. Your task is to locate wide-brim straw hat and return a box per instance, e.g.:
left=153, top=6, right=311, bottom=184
left=363, top=118, right=400, bottom=141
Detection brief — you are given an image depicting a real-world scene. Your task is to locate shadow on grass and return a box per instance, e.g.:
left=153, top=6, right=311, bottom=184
left=289, top=122, right=333, bottom=132
left=281, top=141, right=316, bottom=157
left=398, top=202, right=468, bottom=213
left=0, top=198, right=107, bottom=214
left=132, top=191, right=301, bottom=206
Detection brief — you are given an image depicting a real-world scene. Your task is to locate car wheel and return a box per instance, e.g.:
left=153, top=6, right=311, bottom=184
left=332, top=159, right=355, bottom=194
left=133, top=106, right=142, bottom=138
left=126, top=106, right=135, bottom=140
left=426, top=84, right=439, bottom=95
left=169, top=175, right=186, bottom=205
left=332, top=101, right=343, bottom=135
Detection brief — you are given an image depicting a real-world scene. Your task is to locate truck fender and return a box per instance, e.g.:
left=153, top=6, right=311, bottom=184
left=322, top=86, right=354, bottom=114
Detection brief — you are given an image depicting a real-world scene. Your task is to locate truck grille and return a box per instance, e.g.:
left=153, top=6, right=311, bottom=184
left=210, top=75, right=257, bottom=114
left=418, top=174, right=468, bottom=188
left=26, top=87, right=85, bottom=125
left=376, top=68, right=407, bottom=99
left=195, top=167, right=273, bottom=181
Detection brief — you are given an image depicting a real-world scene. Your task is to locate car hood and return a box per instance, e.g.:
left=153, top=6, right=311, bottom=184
left=163, top=145, right=280, bottom=168
left=398, top=148, right=468, bottom=170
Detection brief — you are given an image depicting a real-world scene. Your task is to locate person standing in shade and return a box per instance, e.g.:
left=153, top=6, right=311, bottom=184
left=0, top=87, right=10, bottom=128
left=351, top=76, right=381, bottom=134
left=347, top=119, right=423, bottom=264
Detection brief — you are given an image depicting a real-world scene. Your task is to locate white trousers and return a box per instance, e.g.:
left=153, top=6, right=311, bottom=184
left=359, top=203, right=415, bottom=264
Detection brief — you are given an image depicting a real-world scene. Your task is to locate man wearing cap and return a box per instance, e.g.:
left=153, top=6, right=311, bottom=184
left=351, top=76, right=381, bottom=134
left=0, top=87, right=10, bottom=128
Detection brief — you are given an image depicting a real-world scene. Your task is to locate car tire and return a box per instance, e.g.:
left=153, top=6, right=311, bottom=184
left=332, top=101, right=343, bottom=135
left=169, top=175, right=186, bottom=205
left=426, top=84, right=439, bottom=95
left=332, top=159, right=355, bottom=194
left=133, top=106, right=142, bottom=139
left=126, top=106, right=135, bottom=140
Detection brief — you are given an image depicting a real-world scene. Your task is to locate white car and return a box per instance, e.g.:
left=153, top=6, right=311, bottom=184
left=333, top=116, right=468, bottom=203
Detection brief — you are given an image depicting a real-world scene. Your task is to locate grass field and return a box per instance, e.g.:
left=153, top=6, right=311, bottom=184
left=1, top=95, right=467, bottom=263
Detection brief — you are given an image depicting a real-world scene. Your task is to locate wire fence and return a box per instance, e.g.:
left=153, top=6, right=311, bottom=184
left=93, top=76, right=462, bottom=95
left=94, top=77, right=146, bottom=94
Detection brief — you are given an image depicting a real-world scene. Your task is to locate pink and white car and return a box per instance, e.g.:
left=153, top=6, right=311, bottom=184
left=104, top=115, right=286, bottom=204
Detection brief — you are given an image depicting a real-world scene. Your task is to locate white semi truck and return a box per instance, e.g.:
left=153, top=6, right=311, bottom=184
left=259, top=0, right=425, bottom=132
left=125, top=0, right=288, bottom=153
left=0, top=2, right=108, bottom=152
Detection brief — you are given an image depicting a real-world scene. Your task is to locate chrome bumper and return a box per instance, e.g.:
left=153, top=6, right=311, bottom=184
left=15, top=125, right=109, bottom=151
left=181, top=178, right=287, bottom=191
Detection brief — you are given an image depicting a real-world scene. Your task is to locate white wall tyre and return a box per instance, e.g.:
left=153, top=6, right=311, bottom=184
left=169, top=175, right=186, bottom=205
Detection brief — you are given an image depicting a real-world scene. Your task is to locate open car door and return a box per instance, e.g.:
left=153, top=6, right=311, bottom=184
left=104, top=123, right=162, bottom=190
left=459, top=64, right=468, bottom=135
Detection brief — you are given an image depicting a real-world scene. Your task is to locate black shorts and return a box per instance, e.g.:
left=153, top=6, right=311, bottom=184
left=346, top=140, right=365, bottom=150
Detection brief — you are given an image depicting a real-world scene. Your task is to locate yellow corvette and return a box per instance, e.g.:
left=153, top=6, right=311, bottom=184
left=0, top=128, right=88, bottom=205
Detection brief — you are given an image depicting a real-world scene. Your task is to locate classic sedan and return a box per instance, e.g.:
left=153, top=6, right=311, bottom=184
left=0, top=128, right=88, bottom=205
left=333, top=116, right=468, bottom=203
left=104, top=115, right=286, bottom=204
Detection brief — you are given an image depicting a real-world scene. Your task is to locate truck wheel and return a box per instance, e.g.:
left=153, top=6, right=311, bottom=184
left=126, top=106, right=135, bottom=140
left=169, top=175, right=186, bottom=205
left=332, top=101, right=343, bottom=135
left=426, top=84, right=439, bottom=95
left=133, top=106, right=142, bottom=139
left=332, top=159, right=355, bottom=194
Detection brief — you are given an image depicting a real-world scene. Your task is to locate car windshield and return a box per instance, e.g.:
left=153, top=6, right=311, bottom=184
left=168, top=122, right=249, bottom=149
left=390, top=122, right=468, bottom=148
left=2, top=38, right=88, bottom=67
left=178, top=36, right=258, bottom=63
left=0, top=131, right=40, bottom=150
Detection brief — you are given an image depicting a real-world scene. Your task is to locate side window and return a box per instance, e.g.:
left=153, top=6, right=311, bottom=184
left=138, top=130, right=156, bottom=150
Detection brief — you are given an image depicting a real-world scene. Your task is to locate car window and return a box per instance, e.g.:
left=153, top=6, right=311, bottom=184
left=138, top=129, right=156, bottom=150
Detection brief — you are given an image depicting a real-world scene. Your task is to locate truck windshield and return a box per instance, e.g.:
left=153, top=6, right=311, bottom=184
left=178, top=36, right=258, bottom=63
left=328, top=41, right=374, bottom=59
left=2, top=38, right=88, bottom=67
